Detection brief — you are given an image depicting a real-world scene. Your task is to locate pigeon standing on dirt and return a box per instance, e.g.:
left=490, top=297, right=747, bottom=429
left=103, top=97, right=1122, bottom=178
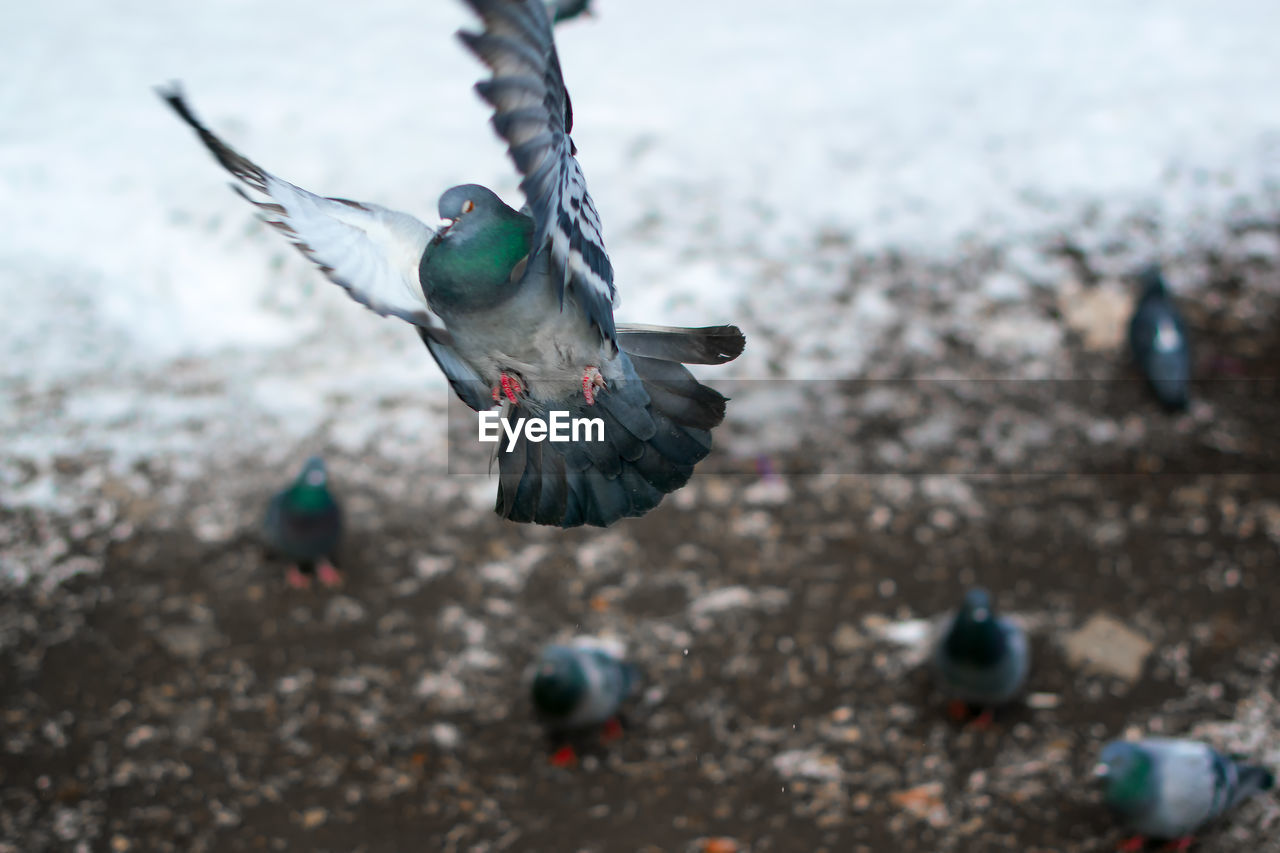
left=1095, top=737, right=1274, bottom=850
left=529, top=640, right=638, bottom=765
left=531, top=642, right=638, bottom=731
left=263, top=456, right=343, bottom=589
left=933, top=588, right=1029, bottom=726
left=160, top=0, right=744, bottom=530
left=1128, top=265, right=1191, bottom=411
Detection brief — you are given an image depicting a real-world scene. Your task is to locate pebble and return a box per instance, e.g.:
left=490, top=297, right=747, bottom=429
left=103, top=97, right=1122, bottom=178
left=1062, top=613, right=1154, bottom=683
left=889, top=782, right=949, bottom=827
left=323, top=595, right=366, bottom=625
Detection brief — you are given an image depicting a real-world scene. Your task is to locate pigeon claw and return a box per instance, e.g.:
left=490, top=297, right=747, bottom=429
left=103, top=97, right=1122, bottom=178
left=968, top=709, right=996, bottom=731
left=581, top=366, right=605, bottom=405
left=316, top=559, right=343, bottom=589
left=599, top=716, right=624, bottom=743
left=285, top=565, right=312, bottom=590
left=946, top=700, right=971, bottom=723
left=1161, top=840, right=1194, bottom=852
left=1117, top=836, right=1146, bottom=852
left=492, top=372, right=524, bottom=404
left=549, top=745, right=577, bottom=768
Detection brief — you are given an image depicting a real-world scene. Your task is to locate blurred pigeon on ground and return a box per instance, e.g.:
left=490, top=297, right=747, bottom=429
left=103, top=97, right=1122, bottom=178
left=546, top=0, right=594, bottom=22
left=160, top=0, right=744, bottom=530
left=1128, top=265, right=1191, bottom=411
left=933, top=588, right=1029, bottom=727
left=530, top=640, right=639, bottom=765
left=1095, top=737, right=1274, bottom=850
left=263, top=456, right=343, bottom=589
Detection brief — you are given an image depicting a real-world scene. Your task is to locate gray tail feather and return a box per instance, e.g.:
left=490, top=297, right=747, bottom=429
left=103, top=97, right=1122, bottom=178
left=496, top=346, right=735, bottom=527
left=1232, top=764, right=1275, bottom=807
left=617, top=323, right=746, bottom=365
left=620, top=660, right=642, bottom=697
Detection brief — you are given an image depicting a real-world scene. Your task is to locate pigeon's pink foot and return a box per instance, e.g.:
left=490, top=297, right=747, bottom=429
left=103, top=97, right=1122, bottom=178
left=492, top=372, right=523, bottom=403
left=581, top=366, right=605, bottom=405
left=599, top=716, right=624, bottom=743
left=968, top=709, right=996, bottom=731
left=549, top=745, right=577, bottom=767
left=946, top=700, right=970, bottom=723
left=316, top=559, right=343, bottom=589
left=1117, top=836, right=1146, bottom=852
left=1161, top=839, right=1194, bottom=852
left=285, top=565, right=311, bottom=590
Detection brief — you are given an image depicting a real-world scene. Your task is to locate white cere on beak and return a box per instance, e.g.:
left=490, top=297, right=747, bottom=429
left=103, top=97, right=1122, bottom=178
left=305, top=470, right=326, bottom=487
left=1092, top=762, right=1110, bottom=779
left=971, top=607, right=989, bottom=621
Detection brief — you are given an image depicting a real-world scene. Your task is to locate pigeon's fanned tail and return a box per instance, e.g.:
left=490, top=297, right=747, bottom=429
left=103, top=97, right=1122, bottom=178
left=1231, top=764, right=1276, bottom=808
left=498, top=435, right=543, bottom=523
left=629, top=354, right=729, bottom=431
left=494, top=349, right=732, bottom=528
left=617, top=324, right=746, bottom=365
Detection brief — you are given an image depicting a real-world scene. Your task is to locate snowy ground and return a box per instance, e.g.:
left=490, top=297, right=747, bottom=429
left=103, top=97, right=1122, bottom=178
left=3, top=1, right=1280, bottom=850
left=5, top=1, right=1280, bottom=453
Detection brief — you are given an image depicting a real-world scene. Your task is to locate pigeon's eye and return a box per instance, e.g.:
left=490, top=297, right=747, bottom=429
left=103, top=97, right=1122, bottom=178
left=462, top=199, right=475, bottom=214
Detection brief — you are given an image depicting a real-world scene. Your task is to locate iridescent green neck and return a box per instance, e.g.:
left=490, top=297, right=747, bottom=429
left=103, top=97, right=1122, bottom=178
left=1107, top=752, right=1154, bottom=808
left=286, top=482, right=335, bottom=514
left=422, top=212, right=533, bottom=312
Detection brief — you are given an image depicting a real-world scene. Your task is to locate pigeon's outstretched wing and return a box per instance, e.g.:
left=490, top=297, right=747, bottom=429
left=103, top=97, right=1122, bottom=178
left=458, top=0, right=618, bottom=349
left=159, top=85, right=447, bottom=338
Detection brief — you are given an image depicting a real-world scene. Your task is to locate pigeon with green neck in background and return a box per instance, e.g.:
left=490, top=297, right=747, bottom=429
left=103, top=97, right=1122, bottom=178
left=159, top=0, right=744, bottom=530
left=933, top=588, right=1029, bottom=727
left=263, top=456, right=343, bottom=589
left=1095, top=738, right=1274, bottom=850
left=1128, top=264, right=1191, bottom=411
left=530, top=640, right=639, bottom=765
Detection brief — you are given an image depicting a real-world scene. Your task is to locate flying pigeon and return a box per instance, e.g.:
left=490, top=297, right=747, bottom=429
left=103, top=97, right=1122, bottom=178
left=1095, top=737, right=1274, bottom=850
left=263, top=456, right=343, bottom=589
left=933, top=588, right=1029, bottom=727
left=546, top=0, right=594, bottom=23
left=529, top=640, right=638, bottom=765
left=160, top=0, right=744, bottom=529
left=1128, top=265, right=1191, bottom=411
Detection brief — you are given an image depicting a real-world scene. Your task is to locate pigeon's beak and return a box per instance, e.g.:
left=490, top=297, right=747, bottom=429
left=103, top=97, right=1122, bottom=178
left=1091, top=762, right=1110, bottom=780
left=440, top=218, right=456, bottom=234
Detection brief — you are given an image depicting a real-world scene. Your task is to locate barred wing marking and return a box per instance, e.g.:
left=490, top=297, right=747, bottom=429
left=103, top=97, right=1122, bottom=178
left=459, top=0, right=617, bottom=346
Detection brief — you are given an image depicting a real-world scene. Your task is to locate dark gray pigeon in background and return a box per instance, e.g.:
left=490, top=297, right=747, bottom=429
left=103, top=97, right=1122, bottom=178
left=1128, top=265, right=1191, bottom=411
left=933, top=587, right=1030, bottom=727
left=1095, top=737, right=1274, bottom=849
left=263, top=456, right=343, bottom=589
left=160, top=0, right=744, bottom=529
left=529, top=640, right=639, bottom=766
